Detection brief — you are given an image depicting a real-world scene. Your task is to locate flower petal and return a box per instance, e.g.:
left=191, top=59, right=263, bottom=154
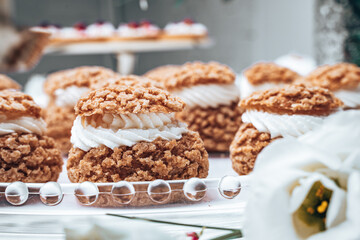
left=245, top=169, right=306, bottom=240
left=255, top=138, right=341, bottom=173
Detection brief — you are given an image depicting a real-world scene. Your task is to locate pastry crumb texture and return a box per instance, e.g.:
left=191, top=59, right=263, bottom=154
left=176, top=101, right=243, bottom=152
left=67, top=131, right=208, bottom=182
left=305, top=63, right=360, bottom=91
left=240, top=84, right=343, bottom=115
left=230, top=123, right=275, bottom=175
left=43, top=103, right=75, bottom=154
left=76, top=86, right=185, bottom=117
left=0, top=133, right=63, bottom=182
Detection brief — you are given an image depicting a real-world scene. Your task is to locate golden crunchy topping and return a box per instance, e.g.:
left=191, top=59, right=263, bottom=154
left=240, top=84, right=343, bottom=116
left=305, top=63, right=360, bottom=91
left=230, top=123, right=275, bottom=175
left=244, top=62, right=301, bottom=85
left=75, top=85, right=185, bottom=116
left=44, top=66, right=116, bottom=95
left=159, top=61, right=235, bottom=90
left=0, top=74, right=21, bottom=90
left=67, top=131, right=208, bottom=182
left=90, top=75, right=164, bottom=90
left=0, top=133, right=63, bottom=183
left=176, top=101, right=243, bottom=152
left=0, top=90, right=42, bottom=118
left=43, top=103, right=75, bottom=154
left=144, top=65, right=181, bottom=83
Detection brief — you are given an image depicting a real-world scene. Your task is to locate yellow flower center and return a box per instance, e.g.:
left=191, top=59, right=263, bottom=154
left=292, top=181, right=333, bottom=239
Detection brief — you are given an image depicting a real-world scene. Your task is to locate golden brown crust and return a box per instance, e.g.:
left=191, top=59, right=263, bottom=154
left=0, top=90, right=42, bottom=119
left=43, top=103, right=75, bottom=154
left=244, top=62, right=301, bottom=85
left=67, top=131, right=209, bottom=182
left=240, top=84, right=343, bottom=115
left=44, top=66, right=116, bottom=95
left=76, top=85, right=185, bottom=116
left=160, top=62, right=235, bottom=90
left=144, top=65, right=181, bottom=83
left=0, top=74, right=21, bottom=90
left=0, top=133, right=63, bottom=182
left=90, top=75, right=164, bottom=90
left=176, top=101, right=243, bottom=152
left=305, top=63, right=360, bottom=91
left=230, top=123, right=276, bottom=175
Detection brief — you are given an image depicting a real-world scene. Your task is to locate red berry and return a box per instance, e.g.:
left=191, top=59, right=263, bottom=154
left=73, top=22, right=87, bottom=30
left=183, top=18, right=194, bottom=24
left=140, top=20, right=151, bottom=27
left=186, top=232, right=199, bottom=240
left=96, top=20, right=105, bottom=25
left=128, top=21, right=139, bottom=28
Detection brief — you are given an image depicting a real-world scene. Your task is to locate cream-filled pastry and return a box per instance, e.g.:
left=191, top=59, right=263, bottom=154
left=145, top=61, right=243, bottom=152
left=67, top=85, right=209, bottom=182
left=85, top=21, right=115, bottom=39
left=0, top=90, right=62, bottom=182
left=163, top=18, right=207, bottom=38
left=230, top=84, right=343, bottom=175
left=305, top=63, right=360, bottom=109
left=240, top=62, right=301, bottom=99
left=116, top=21, right=160, bottom=39
left=43, top=66, right=116, bottom=154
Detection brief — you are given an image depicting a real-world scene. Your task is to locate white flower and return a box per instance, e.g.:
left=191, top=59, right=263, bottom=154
left=244, top=110, right=360, bottom=240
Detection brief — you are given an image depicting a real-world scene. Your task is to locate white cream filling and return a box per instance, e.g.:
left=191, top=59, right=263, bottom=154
left=116, top=25, right=159, bottom=38
left=58, top=27, right=84, bottom=39
left=239, top=75, right=284, bottom=99
left=164, top=22, right=207, bottom=36
left=172, top=83, right=239, bottom=109
left=71, top=113, right=188, bottom=151
left=85, top=23, right=115, bottom=37
left=242, top=110, right=325, bottom=138
left=0, top=115, right=46, bottom=136
left=334, top=87, right=360, bottom=108
left=54, top=86, right=89, bottom=107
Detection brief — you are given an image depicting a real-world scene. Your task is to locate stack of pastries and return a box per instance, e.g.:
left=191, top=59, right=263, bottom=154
left=0, top=59, right=359, bottom=185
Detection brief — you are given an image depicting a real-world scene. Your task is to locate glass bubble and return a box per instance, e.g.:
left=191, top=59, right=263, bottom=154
left=5, top=181, right=29, bottom=206
left=218, top=175, right=241, bottom=199
left=74, top=181, right=99, bottom=205
left=39, top=182, right=63, bottom=206
left=111, top=181, right=135, bottom=204
left=147, top=179, right=171, bottom=203
left=183, top=178, right=207, bottom=201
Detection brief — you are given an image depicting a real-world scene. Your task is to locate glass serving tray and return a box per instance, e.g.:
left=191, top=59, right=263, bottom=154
left=0, top=155, right=250, bottom=215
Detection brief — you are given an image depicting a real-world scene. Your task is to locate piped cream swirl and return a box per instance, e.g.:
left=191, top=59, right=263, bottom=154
left=0, top=116, right=46, bottom=136
left=242, top=110, right=325, bottom=138
left=172, top=84, right=239, bottom=108
left=334, top=87, right=360, bottom=109
left=54, top=86, right=89, bottom=107
left=71, top=113, right=188, bottom=151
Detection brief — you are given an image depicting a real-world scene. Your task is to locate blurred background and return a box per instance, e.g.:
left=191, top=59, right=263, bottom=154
left=0, top=0, right=346, bottom=85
